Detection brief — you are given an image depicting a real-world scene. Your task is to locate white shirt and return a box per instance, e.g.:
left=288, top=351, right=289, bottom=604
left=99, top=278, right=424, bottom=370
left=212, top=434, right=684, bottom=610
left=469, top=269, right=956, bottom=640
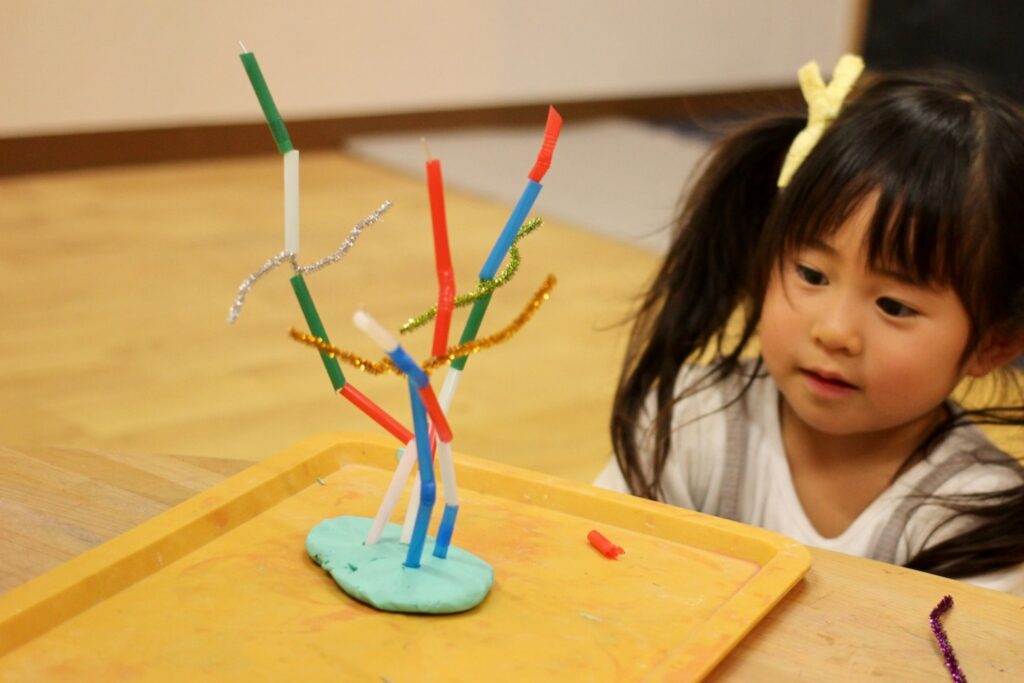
left=596, top=365, right=1024, bottom=594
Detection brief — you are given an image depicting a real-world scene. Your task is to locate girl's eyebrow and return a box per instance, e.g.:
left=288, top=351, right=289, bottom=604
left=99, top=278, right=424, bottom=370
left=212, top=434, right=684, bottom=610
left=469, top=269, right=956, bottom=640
left=872, top=261, right=946, bottom=291
left=875, top=267, right=916, bottom=285
left=803, top=238, right=837, bottom=255
left=801, top=238, right=935, bottom=289
left=874, top=266, right=936, bottom=289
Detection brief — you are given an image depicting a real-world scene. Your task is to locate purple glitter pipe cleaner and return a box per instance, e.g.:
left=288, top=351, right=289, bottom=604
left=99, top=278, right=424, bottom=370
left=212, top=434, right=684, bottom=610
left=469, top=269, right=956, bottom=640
left=929, top=595, right=967, bottom=683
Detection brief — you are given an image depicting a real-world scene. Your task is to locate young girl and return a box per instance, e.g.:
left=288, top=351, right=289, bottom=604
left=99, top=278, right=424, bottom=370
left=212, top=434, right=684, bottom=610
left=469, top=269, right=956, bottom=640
left=597, top=55, right=1024, bottom=593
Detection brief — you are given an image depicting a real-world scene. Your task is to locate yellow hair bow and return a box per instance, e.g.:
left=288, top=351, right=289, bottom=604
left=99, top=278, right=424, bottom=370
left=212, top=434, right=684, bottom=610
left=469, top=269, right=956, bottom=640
left=777, top=54, right=865, bottom=188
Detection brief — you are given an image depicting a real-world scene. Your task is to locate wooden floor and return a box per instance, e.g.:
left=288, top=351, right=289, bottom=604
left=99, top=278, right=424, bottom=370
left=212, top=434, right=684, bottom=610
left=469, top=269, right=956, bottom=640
left=0, top=444, right=252, bottom=592
left=0, top=152, right=659, bottom=483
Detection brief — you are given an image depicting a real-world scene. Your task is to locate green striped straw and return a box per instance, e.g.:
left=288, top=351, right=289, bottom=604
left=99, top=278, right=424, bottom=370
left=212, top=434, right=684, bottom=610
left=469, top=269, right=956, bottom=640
left=239, top=43, right=294, bottom=154
left=450, top=293, right=492, bottom=371
left=290, top=274, right=346, bottom=390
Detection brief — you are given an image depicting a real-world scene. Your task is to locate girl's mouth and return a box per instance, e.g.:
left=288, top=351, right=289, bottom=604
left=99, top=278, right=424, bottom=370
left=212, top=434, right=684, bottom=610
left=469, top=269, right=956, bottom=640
left=800, top=369, right=859, bottom=396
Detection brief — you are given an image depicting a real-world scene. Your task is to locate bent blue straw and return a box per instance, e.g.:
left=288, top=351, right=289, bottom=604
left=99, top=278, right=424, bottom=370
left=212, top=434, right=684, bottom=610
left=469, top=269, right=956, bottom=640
left=478, top=180, right=542, bottom=280
left=433, top=504, right=459, bottom=559
left=403, top=382, right=436, bottom=569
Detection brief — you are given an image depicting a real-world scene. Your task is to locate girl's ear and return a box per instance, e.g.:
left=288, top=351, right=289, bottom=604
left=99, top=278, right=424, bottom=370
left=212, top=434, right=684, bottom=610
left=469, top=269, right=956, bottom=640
left=965, top=332, right=1024, bottom=378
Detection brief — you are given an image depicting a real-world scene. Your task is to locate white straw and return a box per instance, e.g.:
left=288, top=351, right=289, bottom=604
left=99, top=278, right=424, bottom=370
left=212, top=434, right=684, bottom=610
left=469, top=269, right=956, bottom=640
left=366, top=440, right=419, bottom=545
left=436, top=368, right=461, bottom=506
left=283, top=150, right=300, bottom=254
left=353, top=309, right=398, bottom=352
left=401, top=478, right=420, bottom=544
left=438, top=367, right=461, bottom=412
left=436, top=439, right=459, bottom=507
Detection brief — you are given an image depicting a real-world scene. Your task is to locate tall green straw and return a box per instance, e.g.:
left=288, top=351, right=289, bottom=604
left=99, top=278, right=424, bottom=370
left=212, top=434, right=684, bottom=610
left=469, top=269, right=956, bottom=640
left=239, top=48, right=294, bottom=154
left=290, top=274, right=346, bottom=390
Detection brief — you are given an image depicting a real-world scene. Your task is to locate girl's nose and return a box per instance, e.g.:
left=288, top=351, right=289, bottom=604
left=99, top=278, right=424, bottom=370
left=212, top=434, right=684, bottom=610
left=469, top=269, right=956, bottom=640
left=810, top=304, right=863, bottom=355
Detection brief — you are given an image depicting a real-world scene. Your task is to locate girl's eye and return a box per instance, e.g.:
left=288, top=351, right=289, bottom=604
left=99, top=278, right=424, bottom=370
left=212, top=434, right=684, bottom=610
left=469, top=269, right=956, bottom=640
left=877, top=297, right=919, bottom=318
left=795, top=264, right=827, bottom=286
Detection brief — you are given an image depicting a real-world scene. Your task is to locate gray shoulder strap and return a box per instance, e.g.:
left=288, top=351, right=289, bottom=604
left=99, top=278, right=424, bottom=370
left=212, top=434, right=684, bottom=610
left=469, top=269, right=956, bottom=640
left=716, top=395, right=751, bottom=522
left=870, top=452, right=979, bottom=564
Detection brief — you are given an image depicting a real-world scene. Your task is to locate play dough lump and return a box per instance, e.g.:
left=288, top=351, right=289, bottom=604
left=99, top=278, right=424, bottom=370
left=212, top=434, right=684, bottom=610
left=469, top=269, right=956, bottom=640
left=307, top=515, right=493, bottom=614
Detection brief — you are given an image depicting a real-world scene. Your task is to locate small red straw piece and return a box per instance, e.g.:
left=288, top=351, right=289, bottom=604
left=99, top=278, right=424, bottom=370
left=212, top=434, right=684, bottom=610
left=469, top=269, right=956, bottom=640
left=338, top=383, right=413, bottom=443
left=587, top=530, right=624, bottom=559
left=528, top=106, right=564, bottom=183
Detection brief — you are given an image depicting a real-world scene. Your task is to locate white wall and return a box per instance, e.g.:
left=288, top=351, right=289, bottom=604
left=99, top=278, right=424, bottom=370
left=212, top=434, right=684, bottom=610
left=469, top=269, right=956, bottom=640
left=2, top=1, right=860, bottom=137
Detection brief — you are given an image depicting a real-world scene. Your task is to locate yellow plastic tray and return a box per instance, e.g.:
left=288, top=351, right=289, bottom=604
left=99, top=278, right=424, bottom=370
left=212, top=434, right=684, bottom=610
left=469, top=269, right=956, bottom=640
left=0, top=433, right=810, bottom=681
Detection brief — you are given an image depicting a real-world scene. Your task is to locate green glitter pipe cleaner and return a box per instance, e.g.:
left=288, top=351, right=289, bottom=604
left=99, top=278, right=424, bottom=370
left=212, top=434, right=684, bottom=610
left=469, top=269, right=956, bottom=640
left=399, top=217, right=543, bottom=334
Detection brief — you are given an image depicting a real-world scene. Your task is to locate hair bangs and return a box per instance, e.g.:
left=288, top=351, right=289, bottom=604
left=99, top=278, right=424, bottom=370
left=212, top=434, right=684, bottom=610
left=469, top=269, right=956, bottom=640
left=861, top=176, right=965, bottom=288
left=773, top=133, right=975, bottom=291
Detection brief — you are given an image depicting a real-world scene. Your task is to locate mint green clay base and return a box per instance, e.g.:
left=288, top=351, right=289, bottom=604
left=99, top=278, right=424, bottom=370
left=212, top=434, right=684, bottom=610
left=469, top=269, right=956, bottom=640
left=307, top=515, right=493, bottom=614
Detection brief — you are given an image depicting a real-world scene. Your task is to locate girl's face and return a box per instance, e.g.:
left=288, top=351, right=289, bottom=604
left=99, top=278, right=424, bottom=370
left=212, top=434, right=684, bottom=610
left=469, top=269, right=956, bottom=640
left=760, top=199, right=980, bottom=439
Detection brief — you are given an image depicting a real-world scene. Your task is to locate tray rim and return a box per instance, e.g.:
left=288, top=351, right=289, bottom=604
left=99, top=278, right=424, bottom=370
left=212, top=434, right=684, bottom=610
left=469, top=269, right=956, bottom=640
left=0, top=432, right=810, bottom=678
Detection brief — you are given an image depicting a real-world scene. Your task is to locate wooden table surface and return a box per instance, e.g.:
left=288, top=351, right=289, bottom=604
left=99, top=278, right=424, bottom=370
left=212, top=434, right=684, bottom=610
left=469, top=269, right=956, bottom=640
left=0, top=444, right=252, bottom=593
left=3, top=150, right=1018, bottom=476
left=3, top=150, right=1023, bottom=680
left=0, top=152, right=657, bottom=483
left=2, top=443, right=1021, bottom=681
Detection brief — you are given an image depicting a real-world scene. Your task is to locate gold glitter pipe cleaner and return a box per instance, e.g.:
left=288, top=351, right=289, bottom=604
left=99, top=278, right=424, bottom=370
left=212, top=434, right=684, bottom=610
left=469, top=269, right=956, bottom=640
left=291, top=274, right=557, bottom=376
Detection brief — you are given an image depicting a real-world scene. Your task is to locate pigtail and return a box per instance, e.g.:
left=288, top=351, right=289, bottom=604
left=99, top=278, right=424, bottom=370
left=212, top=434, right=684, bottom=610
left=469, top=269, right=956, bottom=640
left=907, top=390, right=1024, bottom=578
left=610, top=116, right=804, bottom=498
left=906, top=481, right=1024, bottom=578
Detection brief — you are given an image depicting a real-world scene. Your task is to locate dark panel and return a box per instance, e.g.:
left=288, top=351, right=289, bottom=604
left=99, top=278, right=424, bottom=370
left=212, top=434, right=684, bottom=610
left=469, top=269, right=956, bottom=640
left=864, top=1, right=1024, bottom=101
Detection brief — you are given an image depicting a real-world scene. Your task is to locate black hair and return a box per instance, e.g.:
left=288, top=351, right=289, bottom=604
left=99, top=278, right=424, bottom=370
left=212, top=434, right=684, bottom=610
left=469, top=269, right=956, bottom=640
left=611, top=69, right=1024, bottom=579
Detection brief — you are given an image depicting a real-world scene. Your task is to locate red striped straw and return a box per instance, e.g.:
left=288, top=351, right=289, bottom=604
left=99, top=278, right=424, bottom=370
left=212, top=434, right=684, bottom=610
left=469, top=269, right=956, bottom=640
left=424, top=140, right=456, bottom=357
